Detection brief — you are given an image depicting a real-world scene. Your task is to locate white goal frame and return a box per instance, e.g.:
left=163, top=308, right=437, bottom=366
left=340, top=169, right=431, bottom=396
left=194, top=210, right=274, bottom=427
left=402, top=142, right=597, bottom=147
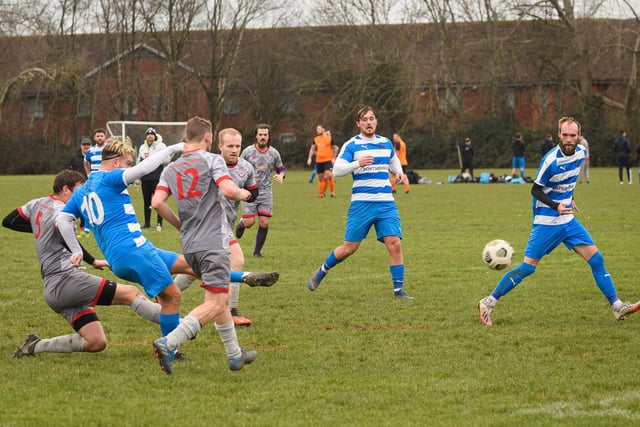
left=105, top=120, right=188, bottom=146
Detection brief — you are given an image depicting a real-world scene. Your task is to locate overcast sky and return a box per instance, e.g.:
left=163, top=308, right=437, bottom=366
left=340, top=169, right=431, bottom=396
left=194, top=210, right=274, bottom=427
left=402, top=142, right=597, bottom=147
left=252, top=0, right=640, bottom=28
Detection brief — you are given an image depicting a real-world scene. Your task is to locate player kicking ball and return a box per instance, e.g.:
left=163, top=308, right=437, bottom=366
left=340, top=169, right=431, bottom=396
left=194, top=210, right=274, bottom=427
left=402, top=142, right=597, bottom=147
left=478, top=116, right=640, bottom=326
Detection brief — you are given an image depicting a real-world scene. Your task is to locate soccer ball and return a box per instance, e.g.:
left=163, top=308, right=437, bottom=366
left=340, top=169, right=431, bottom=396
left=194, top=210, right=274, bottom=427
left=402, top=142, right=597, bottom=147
left=482, top=239, right=514, bottom=270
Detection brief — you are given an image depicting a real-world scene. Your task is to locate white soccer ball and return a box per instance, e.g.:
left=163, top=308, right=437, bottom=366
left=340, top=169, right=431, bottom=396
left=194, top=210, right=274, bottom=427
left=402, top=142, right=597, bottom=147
left=482, top=239, right=514, bottom=270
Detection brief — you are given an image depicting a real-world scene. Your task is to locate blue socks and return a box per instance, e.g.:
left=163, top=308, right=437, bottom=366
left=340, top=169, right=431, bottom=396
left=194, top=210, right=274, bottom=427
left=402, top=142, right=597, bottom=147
left=588, top=251, right=618, bottom=304
left=390, top=264, right=404, bottom=294
left=230, top=271, right=243, bottom=283
left=491, top=262, right=536, bottom=300
left=323, top=251, right=340, bottom=270
left=159, top=312, right=180, bottom=337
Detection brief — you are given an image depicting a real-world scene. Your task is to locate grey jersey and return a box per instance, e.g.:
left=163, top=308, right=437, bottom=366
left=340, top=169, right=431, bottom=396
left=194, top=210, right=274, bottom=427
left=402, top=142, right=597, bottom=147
left=239, top=144, right=285, bottom=192
left=157, top=149, right=232, bottom=254
left=223, top=157, right=257, bottom=226
left=20, top=196, right=75, bottom=278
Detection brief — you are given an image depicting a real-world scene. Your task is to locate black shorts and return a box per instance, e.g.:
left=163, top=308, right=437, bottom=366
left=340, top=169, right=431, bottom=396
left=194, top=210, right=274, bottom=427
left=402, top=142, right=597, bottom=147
left=316, top=161, right=333, bottom=174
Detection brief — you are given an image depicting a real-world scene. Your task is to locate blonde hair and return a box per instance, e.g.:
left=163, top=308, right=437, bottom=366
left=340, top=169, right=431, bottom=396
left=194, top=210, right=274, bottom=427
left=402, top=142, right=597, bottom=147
left=218, top=128, right=241, bottom=144
left=102, top=136, right=136, bottom=161
left=558, top=116, right=582, bottom=134
left=186, top=116, right=212, bottom=143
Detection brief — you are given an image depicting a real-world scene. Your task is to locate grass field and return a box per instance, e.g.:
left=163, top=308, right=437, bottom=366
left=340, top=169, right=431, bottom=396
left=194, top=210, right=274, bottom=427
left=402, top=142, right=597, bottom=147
left=1, top=167, right=640, bottom=426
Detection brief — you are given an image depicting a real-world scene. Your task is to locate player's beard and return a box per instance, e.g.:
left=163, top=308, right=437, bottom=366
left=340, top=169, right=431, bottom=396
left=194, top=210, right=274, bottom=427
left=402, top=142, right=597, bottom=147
left=560, top=143, right=576, bottom=155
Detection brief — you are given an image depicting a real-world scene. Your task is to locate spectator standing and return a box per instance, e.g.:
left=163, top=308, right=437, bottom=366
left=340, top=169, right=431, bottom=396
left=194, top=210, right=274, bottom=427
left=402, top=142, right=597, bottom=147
left=540, top=134, right=554, bottom=157
left=613, top=131, right=632, bottom=184
left=460, top=137, right=474, bottom=180
left=67, top=137, right=92, bottom=234
left=578, top=135, right=590, bottom=184
left=137, top=127, right=168, bottom=231
left=511, top=133, right=526, bottom=179
left=390, top=133, right=410, bottom=193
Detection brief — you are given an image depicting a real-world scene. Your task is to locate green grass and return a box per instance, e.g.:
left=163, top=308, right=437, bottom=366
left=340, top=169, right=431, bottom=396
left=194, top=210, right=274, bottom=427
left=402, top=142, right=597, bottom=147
left=1, top=168, right=640, bottom=426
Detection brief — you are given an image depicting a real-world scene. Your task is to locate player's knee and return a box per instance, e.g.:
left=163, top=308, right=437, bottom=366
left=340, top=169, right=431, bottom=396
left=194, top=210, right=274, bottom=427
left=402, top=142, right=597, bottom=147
left=114, top=284, right=141, bottom=304
left=84, top=336, right=107, bottom=352
left=588, top=251, right=605, bottom=272
left=159, top=285, right=182, bottom=306
left=514, top=262, right=536, bottom=282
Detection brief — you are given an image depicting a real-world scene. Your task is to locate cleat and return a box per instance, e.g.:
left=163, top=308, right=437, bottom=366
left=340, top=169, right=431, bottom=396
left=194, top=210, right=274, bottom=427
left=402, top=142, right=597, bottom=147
left=231, top=308, right=252, bottom=326
left=394, top=290, right=414, bottom=300
left=308, top=267, right=326, bottom=291
left=156, top=224, right=162, bottom=232
left=152, top=337, right=175, bottom=375
left=613, top=301, right=640, bottom=321
left=330, top=193, right=335, bottom=198
left=228, top=349, right=257, bottom=371
left=174, top=351, right=191, bottom=363
left=478, top=298, right=494, bottom=326
left=235, top=223, right=245, bottom=239
left=242, top=272, right=279, bottom=288
left=253, top=253, right=264, bottom=258
left=13, top=334, right=41, bottom=358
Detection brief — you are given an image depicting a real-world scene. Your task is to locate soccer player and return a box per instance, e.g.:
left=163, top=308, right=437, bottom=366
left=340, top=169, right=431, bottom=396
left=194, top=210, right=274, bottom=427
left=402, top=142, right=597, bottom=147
left=84, top=128, right=107, bottom=176
left=57, top=137, right=189, bottom=346
left=235, top=123, right=286, bottom=257
left=307, top=125, right=338, bottom=198
left=390, top=133, right=410, bottom=193
left=218, top=127, right=269, bottom=326
left=478, top=116, right=640, bottom=326
left=4, top=170, right=161, bottom=358
left=172, top=128, right=279, bottom=327
left=151, top=117, right=258, bottom=375
left=307, top=106, right=413, bottom=300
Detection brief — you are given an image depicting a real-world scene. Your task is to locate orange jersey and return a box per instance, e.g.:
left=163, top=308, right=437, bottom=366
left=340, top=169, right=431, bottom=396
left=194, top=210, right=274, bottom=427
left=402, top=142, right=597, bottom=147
left=313, top=134, right=336, bottom=163
left=395, top=139, right=408, bottom=166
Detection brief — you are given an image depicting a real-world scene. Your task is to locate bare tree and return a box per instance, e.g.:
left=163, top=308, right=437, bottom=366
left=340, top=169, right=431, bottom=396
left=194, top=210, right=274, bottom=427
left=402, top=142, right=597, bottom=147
left=139, top=0, right=203, bottom=121
left=186, top=0, right=286, bottom=135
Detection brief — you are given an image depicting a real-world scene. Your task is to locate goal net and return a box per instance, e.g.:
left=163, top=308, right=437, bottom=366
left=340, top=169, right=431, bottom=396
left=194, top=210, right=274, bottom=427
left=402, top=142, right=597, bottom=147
left=105, top=120, right=187, bottom=150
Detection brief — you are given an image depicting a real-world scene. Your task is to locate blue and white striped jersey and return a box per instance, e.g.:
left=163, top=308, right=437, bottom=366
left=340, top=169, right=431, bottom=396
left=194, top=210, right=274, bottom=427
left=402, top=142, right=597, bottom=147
left=532, top=144, right=586, bottom=225
left=337, top=134, right=397, bottom=203
left=62, top=169, right=146, bottom=264
left=84, top=145, right=104, bottom=174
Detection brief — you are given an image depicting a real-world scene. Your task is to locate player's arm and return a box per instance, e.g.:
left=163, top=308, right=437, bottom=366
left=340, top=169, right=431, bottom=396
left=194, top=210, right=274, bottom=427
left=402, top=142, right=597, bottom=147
left=2, top=208, right=32, bottom=233
left=219, top=177, right=252, bottom=202
left=58, top=235, right=105, bottom=269
left=273, top=165, right=286, bottom=184
left=307, top=144, right=316, bottom=166
left=244, top=183, right=259, bottom=202
left=55, top=212, right=84, bottom=267
left=531, top=183, right=559, bottom=211
left=123, top=142, right=184, bottom=184
left=389, top=155, right=408, bottom=184
left=151, top=188, right=181, bottom=230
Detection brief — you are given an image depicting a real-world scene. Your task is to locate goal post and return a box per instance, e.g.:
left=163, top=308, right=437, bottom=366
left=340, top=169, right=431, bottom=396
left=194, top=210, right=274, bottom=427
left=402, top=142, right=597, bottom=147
left=105, top=120, right=188, bottom=150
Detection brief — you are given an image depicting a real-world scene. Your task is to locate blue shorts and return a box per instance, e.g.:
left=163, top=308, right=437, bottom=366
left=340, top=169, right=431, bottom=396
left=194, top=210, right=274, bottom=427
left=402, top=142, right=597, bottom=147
left=524, top=218, right=594, bottom=259
left=512, top=156, right=525, bottom=169
left=110, top=241, right=179, bottom=298
left=344, top=201, right=402, bottom=243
